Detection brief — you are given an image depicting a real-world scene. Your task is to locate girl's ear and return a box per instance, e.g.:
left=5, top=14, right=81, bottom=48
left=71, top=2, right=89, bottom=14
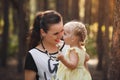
left=71, top=35, right=75, bottom=42
left=71, top=35, right=79, bottom=42
left=40, top=29, right=46, bottom=36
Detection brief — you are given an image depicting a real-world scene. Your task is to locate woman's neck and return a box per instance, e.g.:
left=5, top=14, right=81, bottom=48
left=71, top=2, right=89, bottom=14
left=37, top=41, right=58, bottom=54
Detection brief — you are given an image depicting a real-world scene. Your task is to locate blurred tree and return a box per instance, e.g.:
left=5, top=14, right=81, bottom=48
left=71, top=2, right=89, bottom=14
left=0, top=0, right=3, bottom=29
left=84, top=0, right=92, bottom=34
left=108, top=0, right=120, bottom=80
left=10, top=0, right=30, bottom=72
left=109, top=0, right=114, bottom=26
left=10, top=0, right=19, bottom=34
left=36, top=0, right=41, bottom=11
left=0, top=0, right=3, bottom=58
left=102, top=0, right=111, bottom=80
left=36, top=0, right=43, bottom=11
left=70, top=0, right=80, bottom=20
left=0, top=0, right=9, bottom=67
left=84, top=0, right=92, bottom=24
left=17, top=0, right=29, bottom=72
left=12, top=10, right=19, bottom=34
left=91, top=0, right=99, bottom=24
left=56, top=0, right=69, bottom=23
left=96, top=0, right=106, bottom=71
left=44, top=0, right=49, bottom=10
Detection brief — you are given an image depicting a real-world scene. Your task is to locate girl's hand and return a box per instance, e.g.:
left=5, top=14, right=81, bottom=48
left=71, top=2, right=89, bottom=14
left=56, top=53, right=64, bottom=61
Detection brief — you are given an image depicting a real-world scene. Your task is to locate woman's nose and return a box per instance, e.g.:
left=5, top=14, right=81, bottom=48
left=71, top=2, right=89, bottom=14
left=57, top=31, right=64, bottom=39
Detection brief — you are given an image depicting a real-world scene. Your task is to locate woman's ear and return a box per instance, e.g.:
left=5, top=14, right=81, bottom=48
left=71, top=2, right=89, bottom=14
left=40, top=29, right=46, bottom=37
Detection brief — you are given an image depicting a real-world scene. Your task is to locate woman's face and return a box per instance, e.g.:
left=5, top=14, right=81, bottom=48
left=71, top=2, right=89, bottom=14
left=42, top=21, right=64, bottom=45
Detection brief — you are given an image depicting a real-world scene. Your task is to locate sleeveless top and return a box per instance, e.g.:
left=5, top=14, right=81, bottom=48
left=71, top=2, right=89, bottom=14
left=56, top=47, right=92, bottom=80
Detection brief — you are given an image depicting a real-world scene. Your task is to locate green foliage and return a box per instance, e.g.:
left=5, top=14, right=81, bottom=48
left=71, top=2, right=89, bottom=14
left=85, top=23, right=98, bottom=58
left=86, top=36, right=97, bottom=58
left=8, top=34, right=18, bottom=56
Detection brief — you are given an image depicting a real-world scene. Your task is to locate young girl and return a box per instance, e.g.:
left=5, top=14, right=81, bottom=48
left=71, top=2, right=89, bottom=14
left=56, top=21, right=92, bottom=80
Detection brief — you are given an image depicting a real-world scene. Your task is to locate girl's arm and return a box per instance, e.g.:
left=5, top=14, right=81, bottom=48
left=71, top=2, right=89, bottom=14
left=57, top=49, right=79, bottom=70
left=84, top=52, right=90, bottom=70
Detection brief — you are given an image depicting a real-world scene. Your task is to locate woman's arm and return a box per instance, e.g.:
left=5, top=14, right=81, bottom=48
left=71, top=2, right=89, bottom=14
left=57, top=49, right=79, bottom=70
left=24, top=53, right=38, bottom=80
left=25, top=70, right=36, bottom=80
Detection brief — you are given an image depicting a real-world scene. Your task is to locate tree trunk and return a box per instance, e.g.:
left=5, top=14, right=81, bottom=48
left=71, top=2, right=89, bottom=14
left=91, top=0, right=99, bottom=24
left=96, top=0, right=106, bottom=70
left=84, top=0, right=92, bottom=24
left=70, top=0, right=80, bottom=20
left=44, top=0, right=49, bottom=10
left=102, top=0, right=111, bottom=80
left=56, top=0, right=69, bottom=23
left=12, top=9, right=19, bottom=34
left=84, top=0, right=92, bottom=34
left=108, top=0, right=120, bottom=80
left=36, top=0, right=44, bottom=11
left=0, top=0, right=9, bottom=67
left=17, top=0, right=29, bottom=72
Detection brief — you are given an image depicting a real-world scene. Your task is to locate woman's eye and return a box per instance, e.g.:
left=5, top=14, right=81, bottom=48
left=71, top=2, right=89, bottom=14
left=61, top=29, right=64, bottom=33
left=54, top=32, right=59, bottom=35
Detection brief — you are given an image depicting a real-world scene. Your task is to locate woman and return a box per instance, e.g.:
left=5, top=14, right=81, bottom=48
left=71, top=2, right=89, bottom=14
left=24, top=10, right=69, bottom=80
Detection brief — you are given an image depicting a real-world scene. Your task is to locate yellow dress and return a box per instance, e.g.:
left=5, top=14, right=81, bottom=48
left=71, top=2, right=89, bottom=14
left=56, top=47, right=92, bottom=80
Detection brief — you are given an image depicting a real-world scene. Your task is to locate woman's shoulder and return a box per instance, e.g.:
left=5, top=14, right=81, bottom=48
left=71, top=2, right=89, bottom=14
left=28, top=48, right=43, bottom=54
left=25, top=52, right=38, bottom=72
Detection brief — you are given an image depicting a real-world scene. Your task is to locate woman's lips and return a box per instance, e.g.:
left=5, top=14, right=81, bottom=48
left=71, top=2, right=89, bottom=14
left=55, top=39, right=60, bottom=42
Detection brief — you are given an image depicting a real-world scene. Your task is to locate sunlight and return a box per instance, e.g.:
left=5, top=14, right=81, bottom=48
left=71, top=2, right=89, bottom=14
left=79, top=0, right=85, bottom=19
left=0, top=20, right=4, bottom=34
left=88, top=58, right=98, bottom=65
left=109, top=26, right=113, bottom=39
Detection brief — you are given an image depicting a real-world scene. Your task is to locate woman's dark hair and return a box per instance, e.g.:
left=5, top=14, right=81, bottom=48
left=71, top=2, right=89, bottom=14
left=27, top=10, right=62, bottom=50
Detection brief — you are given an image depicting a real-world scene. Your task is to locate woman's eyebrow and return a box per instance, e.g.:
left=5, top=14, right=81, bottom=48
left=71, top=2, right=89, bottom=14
left=53, top=29, right=64, bottom=35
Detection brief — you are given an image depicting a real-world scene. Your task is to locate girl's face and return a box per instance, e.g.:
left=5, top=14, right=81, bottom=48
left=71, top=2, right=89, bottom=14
left=63, top=27, right=79, bottom=47
left=63, top=27, right=72, bottom=45
left=42, top=21, right=64, bottom=45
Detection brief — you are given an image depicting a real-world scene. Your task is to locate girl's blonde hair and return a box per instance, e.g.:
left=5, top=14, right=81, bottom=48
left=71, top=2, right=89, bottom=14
left=64, top=21, right=87, bottom=46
